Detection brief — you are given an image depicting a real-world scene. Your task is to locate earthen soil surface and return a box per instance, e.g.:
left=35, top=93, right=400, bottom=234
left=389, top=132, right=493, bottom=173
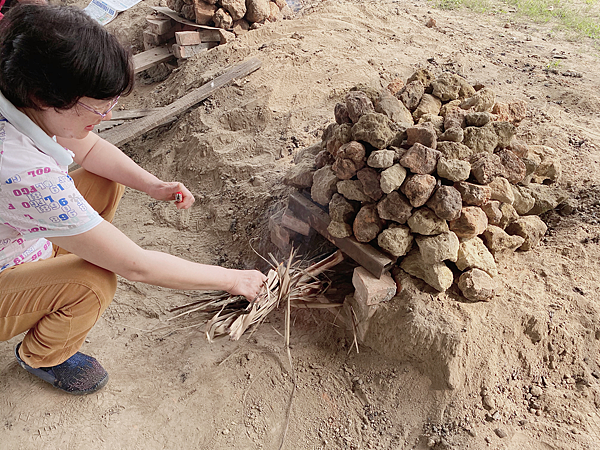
left=2, top=1, right=600, bottom=449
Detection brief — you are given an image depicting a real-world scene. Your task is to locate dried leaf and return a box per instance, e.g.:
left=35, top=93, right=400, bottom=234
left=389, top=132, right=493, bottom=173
left=170, top=250, right=344, bottom=342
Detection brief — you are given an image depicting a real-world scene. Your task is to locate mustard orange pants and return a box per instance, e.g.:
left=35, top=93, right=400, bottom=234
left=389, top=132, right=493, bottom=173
left=0, top=168, right=124, bottom=368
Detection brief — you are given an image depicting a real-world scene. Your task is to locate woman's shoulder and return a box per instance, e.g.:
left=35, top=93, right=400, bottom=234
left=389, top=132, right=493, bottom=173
left=0, top=120, right=61, bottom=177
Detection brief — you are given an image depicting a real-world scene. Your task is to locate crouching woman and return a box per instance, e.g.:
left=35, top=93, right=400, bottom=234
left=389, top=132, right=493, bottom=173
left=0, top=4, right=266, bottom=394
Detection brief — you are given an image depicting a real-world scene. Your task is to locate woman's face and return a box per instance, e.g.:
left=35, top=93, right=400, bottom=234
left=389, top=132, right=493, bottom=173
left=35, top=97, right=117, bottom=139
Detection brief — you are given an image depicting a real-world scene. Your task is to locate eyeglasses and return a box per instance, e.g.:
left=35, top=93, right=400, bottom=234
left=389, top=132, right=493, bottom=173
left=77, top=96, right=120, bottom=119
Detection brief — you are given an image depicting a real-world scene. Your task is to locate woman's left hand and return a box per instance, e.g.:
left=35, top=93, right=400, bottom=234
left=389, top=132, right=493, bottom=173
left=148, top=181, right=195, bottom=209
left=226, top=269, right=268, bottom=302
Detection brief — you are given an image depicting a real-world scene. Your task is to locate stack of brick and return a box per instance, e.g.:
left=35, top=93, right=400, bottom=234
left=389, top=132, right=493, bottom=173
left=165, top=0, right=293, bottom=34
left=143, top=14, right=183, bottom=50
left=144, top=12, right=234, bottom=59
left=284, top=69, right=568, bottom=304
left=172, top=30, right=221, bottom=59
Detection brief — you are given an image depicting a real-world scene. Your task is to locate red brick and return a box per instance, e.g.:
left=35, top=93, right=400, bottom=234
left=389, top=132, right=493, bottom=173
left=346, top=294, right=379, bottom=323
left=197, top=29, right=222, bottom=42
left=147, top=17, right=175, bottom=35
left=342, top=296, right=376, bottom=342
left=281, top=209, right=310, bottom=236
left=352, top=266, right=396, bottom=306
left=172, top=42, right=217, bottom=59
left=270, top=224, right=290, bottom=253
left=269, top=210, right=297, bottom=253
left=143, top=29, right=175, bottom=48
left=175, top=31, right=202, bottom=46
left=219, top=29, right=236, bottom=44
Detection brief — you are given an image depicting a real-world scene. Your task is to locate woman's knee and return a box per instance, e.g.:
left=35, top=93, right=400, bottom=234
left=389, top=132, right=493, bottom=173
left=65, top=257, right=117, bottom=311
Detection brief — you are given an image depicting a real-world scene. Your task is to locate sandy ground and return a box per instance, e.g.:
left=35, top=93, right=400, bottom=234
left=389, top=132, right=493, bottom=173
left=2, top=0, right=600, bottom=449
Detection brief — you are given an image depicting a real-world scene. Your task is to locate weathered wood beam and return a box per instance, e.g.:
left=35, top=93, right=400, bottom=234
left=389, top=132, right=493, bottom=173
left=110, top=108, right=161, bottom=120
left=93, top=120, right=124, bottom=133
left=287, top=192, right=396, bottom=278
left=101, top=57, right=262, bottom=147
left=132, top=45, right=174, bottom=73
left=94, top=109, right=162, bottom=135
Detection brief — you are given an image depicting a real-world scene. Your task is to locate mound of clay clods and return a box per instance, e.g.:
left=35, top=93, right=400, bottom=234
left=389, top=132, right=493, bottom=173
left=285, top=69, right=569, bottom=301
left=166, top=0, right=292, bottom=30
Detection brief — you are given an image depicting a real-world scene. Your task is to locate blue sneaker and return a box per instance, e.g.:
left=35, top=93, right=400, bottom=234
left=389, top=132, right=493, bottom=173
left=15, top=342, right=109, bottom=395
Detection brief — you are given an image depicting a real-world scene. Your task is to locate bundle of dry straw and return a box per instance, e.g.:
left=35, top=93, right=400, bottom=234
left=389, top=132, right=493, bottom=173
left=167, top=250, right=345, bottom=341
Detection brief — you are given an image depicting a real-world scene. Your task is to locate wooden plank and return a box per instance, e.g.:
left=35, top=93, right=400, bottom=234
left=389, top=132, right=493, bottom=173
left=98, top=116, right=177, bottom=140
left=94, top=109, right=161, bottom=134
left=132, top=46, right=174, bottom=73
left=93, top=120, right=124, bottom=133
left=102, top=57, right=262, bottom=147
left=287, top=191, right=396, bottom=278
left=110, top=108, right=161, bottom=120
left=95, top=109, right=163, bottom=133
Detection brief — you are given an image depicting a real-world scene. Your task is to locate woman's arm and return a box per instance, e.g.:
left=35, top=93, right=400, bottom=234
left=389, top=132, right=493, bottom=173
left=57, top=133, right=194, bottom=209
left=49, top=221, right=266, bottom=300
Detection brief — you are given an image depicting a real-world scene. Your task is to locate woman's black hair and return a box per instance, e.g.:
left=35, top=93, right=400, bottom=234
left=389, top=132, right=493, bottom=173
left=0, top=4, right=134, bottom=109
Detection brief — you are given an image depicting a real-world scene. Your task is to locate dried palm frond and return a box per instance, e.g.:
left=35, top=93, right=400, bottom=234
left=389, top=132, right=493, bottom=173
left=167, top=249, right=345, bottom=342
